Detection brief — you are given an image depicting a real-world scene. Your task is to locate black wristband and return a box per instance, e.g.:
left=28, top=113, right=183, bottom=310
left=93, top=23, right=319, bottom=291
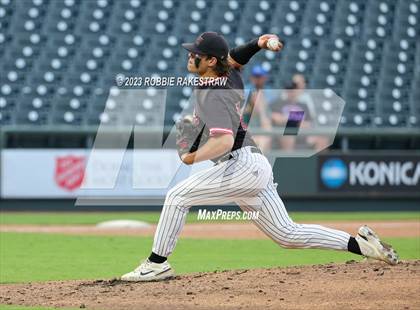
left=229, top=38, right=261, bottom=65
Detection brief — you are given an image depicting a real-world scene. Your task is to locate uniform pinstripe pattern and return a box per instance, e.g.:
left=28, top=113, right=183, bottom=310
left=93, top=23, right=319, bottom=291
left=152, top=147, right=350, bottom=257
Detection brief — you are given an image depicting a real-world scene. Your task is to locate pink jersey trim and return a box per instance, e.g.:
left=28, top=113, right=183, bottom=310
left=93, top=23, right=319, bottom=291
left=209, top=128, right=234, bottom=135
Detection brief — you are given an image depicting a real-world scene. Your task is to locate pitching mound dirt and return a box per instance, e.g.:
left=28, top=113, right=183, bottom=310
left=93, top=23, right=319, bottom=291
left=1, top=260, right=419, bottom=310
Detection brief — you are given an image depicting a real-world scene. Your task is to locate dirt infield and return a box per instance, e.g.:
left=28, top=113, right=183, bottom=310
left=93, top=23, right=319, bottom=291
left=1, top=260, right=419, bottom=310
left=1, top=220, right=419, bottom=238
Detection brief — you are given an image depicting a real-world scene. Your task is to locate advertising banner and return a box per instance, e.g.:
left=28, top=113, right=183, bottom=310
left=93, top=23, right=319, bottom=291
left=1, top=149, right=211, bottom=199
left=318, top=154, right=420, bottom=193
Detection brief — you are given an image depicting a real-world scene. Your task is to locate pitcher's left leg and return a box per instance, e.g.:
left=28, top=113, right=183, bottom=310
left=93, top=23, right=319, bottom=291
left=237, top=183, right=398, bottom=263
left=238, top=187, right=350, bottom=251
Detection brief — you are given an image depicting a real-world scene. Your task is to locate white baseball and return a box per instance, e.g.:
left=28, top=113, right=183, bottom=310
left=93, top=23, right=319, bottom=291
left=267, top=38, right=280, bottom=50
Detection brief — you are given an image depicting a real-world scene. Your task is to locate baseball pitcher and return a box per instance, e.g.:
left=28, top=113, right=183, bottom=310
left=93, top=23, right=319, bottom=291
left=121, top=32, right=398, bottom=281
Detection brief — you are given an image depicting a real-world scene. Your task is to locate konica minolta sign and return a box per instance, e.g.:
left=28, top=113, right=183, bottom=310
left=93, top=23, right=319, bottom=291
left=318, top=155, right=420, bottom=192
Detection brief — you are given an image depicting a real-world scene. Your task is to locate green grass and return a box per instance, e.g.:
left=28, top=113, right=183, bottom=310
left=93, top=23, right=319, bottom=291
left=1, top=232, right=419, bottom=284
left=1, top=211, right=419, bottom=226
left=1, top=214, right=418, bottom=310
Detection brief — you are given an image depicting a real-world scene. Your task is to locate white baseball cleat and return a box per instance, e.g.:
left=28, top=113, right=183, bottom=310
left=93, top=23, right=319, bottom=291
left=121, top=259, right=174, bottom=282
left=356, top=225, right=399, bottom=265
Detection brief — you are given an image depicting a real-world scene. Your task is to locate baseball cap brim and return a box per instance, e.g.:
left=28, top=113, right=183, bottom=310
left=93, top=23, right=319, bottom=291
left=182, top=43, right=206, bottom=55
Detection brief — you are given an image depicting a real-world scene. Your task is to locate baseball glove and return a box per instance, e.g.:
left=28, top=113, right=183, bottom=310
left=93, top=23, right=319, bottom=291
left=176, top=115, right=207, bottom=158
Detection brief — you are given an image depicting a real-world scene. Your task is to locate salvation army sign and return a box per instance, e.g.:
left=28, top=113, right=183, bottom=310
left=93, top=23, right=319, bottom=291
left=54, top=156, right=86, bottom=191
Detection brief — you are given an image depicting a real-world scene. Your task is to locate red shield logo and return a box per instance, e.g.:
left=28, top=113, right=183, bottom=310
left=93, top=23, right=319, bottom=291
left=55, top=156, right=86, bottom=191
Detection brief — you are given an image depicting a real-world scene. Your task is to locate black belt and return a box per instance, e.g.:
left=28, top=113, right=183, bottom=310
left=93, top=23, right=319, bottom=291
left=217, top=147, right=262, bottom=164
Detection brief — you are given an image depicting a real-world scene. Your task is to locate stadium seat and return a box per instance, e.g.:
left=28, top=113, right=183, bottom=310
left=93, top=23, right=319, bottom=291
left=393, top=0, right=419, bottom=40
left=302, top=0, right=336, bottom=38
left=0, top=95, right=16, bottom=113
left=277, top=37, right=318, bottom=86
left=310, top=38, right=352, bottom=92
left=332, top=0, right=366, bottom=38
left=51, top=109, right=85, bottom=125
left=138, top=0, right=179, bottom=35
left=270, top=1, right=307, bottom=38
left=0, top=0, right=418, bottom=130
left=15, top=109, right=49, bottom=125
left=363, top=0, right=396, bottom=39
left=340, top=112, right=373, bottom=127
left=0, top=110, right=12, bottom=125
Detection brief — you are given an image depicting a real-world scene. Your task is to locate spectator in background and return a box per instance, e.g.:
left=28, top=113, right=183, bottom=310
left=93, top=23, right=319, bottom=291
left=292, top=73, right=316, bottom=118
left=271, top=82, right=312, bottom=151
left=243, top=65, right=273, bottom=153
left=292, top=74, right=329, bottom=151
left=272, top=79, right=329, bottom=152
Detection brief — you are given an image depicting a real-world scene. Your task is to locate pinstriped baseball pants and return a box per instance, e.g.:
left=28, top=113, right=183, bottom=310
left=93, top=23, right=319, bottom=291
left=152, top=147, right=351, bottom=257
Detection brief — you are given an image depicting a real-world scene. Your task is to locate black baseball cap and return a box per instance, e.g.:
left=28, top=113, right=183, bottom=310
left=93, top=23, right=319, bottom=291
left=182, top=32, right=229, bottom=60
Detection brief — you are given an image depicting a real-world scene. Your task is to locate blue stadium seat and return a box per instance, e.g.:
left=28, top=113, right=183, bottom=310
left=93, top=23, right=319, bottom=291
left=393, top=0, right=419, bottom=40
left=302, top=0, right=336, bottom=38
left=363, top=0, right=396, bottom=39
left=0, top=0, right=418, bottom=130
left=332, top=0, right=366, bottom=38
left=0, top=111, right=13, bottom=125
left=270, top=1, right=307, bottom=38
left=310, top=38, right=351, bottom=92
left=340, top=112, right=373, bottom=127
left=15, top=109, right=49, bottom=125
left=277, top=37, right=318, bottom=86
